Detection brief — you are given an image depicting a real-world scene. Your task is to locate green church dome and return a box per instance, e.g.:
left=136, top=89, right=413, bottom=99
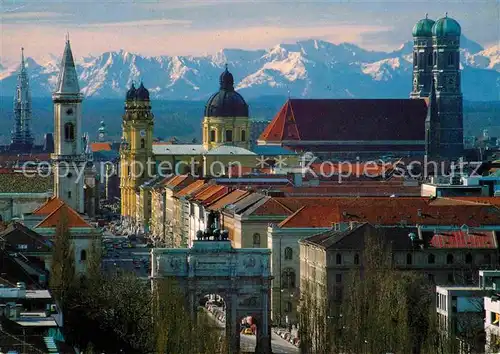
left=432, top=15, right=461, bottom=37
left=412, top=16, right=435, bottom=37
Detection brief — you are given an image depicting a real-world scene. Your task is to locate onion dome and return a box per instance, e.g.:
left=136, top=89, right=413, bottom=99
left=126, top=83, right=136, bottom=100
left=204, top=65, right=249, bottom=117
left=412, top=14, right=435, bottom=37
left=136, top=82, right=150, bottom=101
left=432, top=14, right=461, bottom=37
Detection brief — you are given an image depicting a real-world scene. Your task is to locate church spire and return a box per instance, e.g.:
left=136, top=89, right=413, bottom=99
left=11, top=47, right=33, bottom=152
left=54, top=37, right=80, bottom=95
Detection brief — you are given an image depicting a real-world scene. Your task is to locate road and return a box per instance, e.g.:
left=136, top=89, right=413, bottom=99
left=101, top=236, right=151, bottom=278
left=202, top=308, right=299, bottom=353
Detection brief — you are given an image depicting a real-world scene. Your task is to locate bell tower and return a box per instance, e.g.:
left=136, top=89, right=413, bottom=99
left=120, top=82, right=154, bottom=222
left=52, top=36, right=85, bottom=213
left=410, top=14, right=435, bottom=98
left=432, top=14, right=464, bottom=158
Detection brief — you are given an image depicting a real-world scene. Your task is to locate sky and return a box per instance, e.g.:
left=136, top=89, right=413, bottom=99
left=1, top=0, right=499, bottom=64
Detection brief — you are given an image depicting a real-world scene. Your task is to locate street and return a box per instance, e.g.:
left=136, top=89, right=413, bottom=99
left=202, top=307, right=299, bottom=353
left=101, top=235, right=151, bottom=278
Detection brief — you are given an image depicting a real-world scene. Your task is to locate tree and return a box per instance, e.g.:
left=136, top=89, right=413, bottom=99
left=298, top=235, right=456, bottom=354
left=49, top=213, right=75, bottom=306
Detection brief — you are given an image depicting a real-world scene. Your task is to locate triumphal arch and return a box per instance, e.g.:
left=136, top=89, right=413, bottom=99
left=150, top=229, right=272, bottom=353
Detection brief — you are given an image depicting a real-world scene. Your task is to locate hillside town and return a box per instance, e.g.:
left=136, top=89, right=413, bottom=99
left=1, top=8, right=500, bottom=354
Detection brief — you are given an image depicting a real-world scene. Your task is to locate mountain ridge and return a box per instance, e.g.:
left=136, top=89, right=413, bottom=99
left=1, top=37, right=498, bottom=101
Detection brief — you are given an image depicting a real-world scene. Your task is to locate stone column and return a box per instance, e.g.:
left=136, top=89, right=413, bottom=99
left=257, top=282, right=272, bottom=353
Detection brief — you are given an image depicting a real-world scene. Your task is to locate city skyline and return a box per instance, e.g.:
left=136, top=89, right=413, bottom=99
left=1, top=0, right=498, bottom=64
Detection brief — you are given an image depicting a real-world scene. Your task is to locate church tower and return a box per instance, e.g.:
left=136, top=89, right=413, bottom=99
left=203, top=65, right=250, bottom=150
left=52, top=37, right=85, bottom=213
left=11, top=48, right=34, bottom=152
left=410, top=15, right=435, bottom=98
left=120, top=82, right=154, bottom=222
left=431, top=14, right=464, bottom=158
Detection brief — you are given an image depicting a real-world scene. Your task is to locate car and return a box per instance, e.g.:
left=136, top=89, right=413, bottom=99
left=242, top=328, right=253, bottom=335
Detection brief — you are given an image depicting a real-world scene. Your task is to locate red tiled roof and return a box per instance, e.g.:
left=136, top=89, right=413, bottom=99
left=201, top=187, right=230, bottom=206
left=35, top=203, right=91, bottom=228
left=259, top=99, right=427, bottom=142
left=208, top=189, right=249, bottom=211
left=271, top=197, right=500, bottom=228
left=174, top=180, right=207, bottom=198
left=90, top=142, right=112, bottom=152
left=192, top=185, right=226, bottom=202
left=279, top=205, right=340, bottom=228
left=448, top=197, right=500, bottom=206
left=32, top=197, right=64, bottom=215
left=430, top=230, right=496, bottom=249
left=252, top=198, right=295, bottom=216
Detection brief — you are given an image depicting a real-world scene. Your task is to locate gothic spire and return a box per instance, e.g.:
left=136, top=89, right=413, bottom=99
left=54, top=37, right=80, bottom=95
left=11, top=47, right=33, bottom=151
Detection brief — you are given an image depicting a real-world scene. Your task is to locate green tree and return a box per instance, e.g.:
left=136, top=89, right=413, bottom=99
left=49, top=213, right=75, bottom=306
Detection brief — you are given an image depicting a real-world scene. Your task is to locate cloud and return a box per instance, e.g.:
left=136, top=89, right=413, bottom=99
left=78, top=19, right=192, bottom=28
left=1, top=11, right=66, bottom=20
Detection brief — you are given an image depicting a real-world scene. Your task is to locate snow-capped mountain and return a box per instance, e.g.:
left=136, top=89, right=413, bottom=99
left=0, top=37, right=498, bottom=101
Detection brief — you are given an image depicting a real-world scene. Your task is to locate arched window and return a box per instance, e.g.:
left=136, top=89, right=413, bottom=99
left=428, top=253, right=435, bottom=264
left=252, top=233, right=260, bottom=247
left=354, top=254, right=360, bottom=265
left=282, top=268, right=296, bottom=289
left=447, top=254, right=454, bottom=264
left=64, top=122, right=75, bottom=141
left=406, top=253, right=412, bottom=265
left=80, top=249, right=87, bottom=262
left=427, top=52, right=433, bottom=67
left=433, top=51, right=437, bottom=67
left=140, top=138, right=145, bottom=148
left=465, top=253, right=473, bottom=264
left=413, top=52, right=417, bottom=67
left=447, top=52, right=454, bottom=66
left=225, top=130, right=233, bottom=142
left=241, top=130, right=246, bottom=142
left=210, top=130, right=216, bottom=142
left=67, top=191, right=72, bottom=199
left=284, top=301, right=292, bottom=313
left=336, top=253, right=342, bottom=265
left=284, top=247, right=293, bottom=260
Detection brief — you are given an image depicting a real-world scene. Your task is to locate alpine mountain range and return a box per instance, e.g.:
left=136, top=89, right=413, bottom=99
left=0, top=36, right=498, bottom=101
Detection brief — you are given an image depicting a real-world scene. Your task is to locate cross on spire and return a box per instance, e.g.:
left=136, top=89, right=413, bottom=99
left=425, top=13, right=428, bottom=19
left=445, top=12, right=448, bottom=18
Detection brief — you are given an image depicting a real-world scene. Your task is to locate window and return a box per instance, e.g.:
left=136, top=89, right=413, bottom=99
left=284, top=301, right=292, bottom=313
left=140, top=138, right=145, bottom=148
left=284, top=247, right=293, bottom=260
left=225, top=130, right=233, bottom=142
left=413, top=52, right=417, bottom=67
left=447, top=52, right=454, bottom=66
left=433, top=52, right=437, bottom=67
left=282, top=268, right=296, bottom=289
left=210, top=130, right=216, bottom=142
left=354, top=253, right=360, bottom=265
left=447, top=254, right=454, bottom=264
left=336, top=274, right=342, bottom=283
left=241, top=130, right=246, bottom=142
left=64, top=122, right=75, bottom=141
left=465, top=253, right=473, bottom=264
left=447, top=273, right=454, bottom=283
left=427, top=52, right=433, bottom=67
left=428, top=253, right=435, bottom=264
left=252, top=233, right=260, bottom=248
left=406, top=253, right=413, bottom=265
left=336, top=253, right=342, bottom=265
left=428, top=273, right=435, bottom=283
left=80, top=249, right=87, bottom=262
left=484, top=254, right=492, bottom=265
left=68, top=191, right=72, bottom=199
